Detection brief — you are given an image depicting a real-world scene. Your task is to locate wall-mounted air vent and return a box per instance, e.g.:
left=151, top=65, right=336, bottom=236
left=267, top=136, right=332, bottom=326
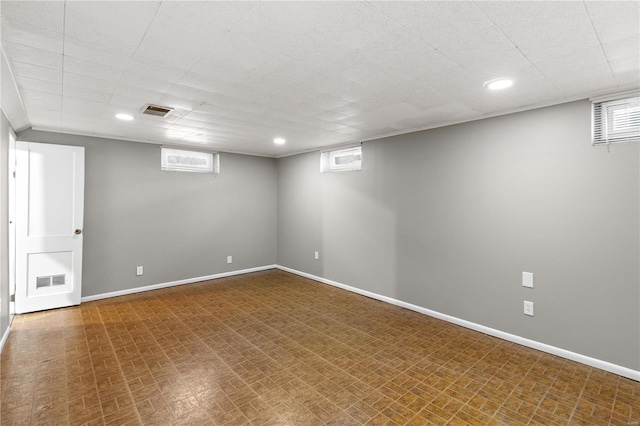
left=36, top=275, right=66, bottom=289
left=141, top=104, right=174, bottom=117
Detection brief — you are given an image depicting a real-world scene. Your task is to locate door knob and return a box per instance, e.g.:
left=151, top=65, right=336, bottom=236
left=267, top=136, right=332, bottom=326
left=74, top=229, right=82, bottom=235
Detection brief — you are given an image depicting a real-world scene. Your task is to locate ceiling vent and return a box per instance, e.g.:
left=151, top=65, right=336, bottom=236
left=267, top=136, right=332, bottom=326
left=141, top=104, right=174, bottom=117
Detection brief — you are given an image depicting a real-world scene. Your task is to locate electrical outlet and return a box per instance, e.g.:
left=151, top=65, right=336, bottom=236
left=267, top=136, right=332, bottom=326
left=522, top=272, right=533, bottom=288
left=524, top=300, right=534, bottom=316
left=227, top=255, right=232, bottom=264
left=314, top=251, right=319, bottom=260
left=136, top=266, right=143, bottom=276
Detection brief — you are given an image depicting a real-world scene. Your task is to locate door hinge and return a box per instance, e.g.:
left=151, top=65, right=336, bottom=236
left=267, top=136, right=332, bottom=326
left=10, top=294, right=15, bottom=302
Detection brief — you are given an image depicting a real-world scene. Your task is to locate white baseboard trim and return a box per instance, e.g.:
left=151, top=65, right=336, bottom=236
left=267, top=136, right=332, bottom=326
left=0, top=325, right=10, bottom=353
left=276, top=265, right=640, bottom=382
left=81, top=265, right=278, bottom=303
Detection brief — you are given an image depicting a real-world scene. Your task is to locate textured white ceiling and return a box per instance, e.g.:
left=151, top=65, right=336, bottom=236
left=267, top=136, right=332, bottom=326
left=1, top=1, right=639, bottom=157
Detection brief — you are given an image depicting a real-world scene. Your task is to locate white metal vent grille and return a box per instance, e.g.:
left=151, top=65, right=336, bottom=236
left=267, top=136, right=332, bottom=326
left=142, top=104, right=174, bottom=117
left=52, top=275, right=65, bottom=286
left=36, top=274, right=66, bottom=288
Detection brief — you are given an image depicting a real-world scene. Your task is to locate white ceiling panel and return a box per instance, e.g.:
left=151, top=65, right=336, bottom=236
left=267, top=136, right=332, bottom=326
left=119, top=71, right=174, bottom=93
left=409, top=3, right=511, bottom=54
left=64, top=1, right=159, bottom=54
left=126, top=55, right=188, bottom=84
left=3, top=41, right=63, bottom=69
left=154, top=95, right=204, bottom=114
left=0, top=1, right=64, bottom=33
left=106, top=94, right=151, bottom=110
left=63, top=99, right=108, bottom=116
left=163, top=84, right=212, bottom=106
left=177, top=71, right=242, bottom=98
left=544, top=62, right=617, bottom=98
left=60, top=119, right=98, bottom=134
left=476, top=2, right=601, bottom=63
left=403, top=91, right=460, bottom=111
left=166, top=123, right=205, bottom=134
left=321, top=53, right=382, bottom=85
left=343, top=102, right=428, bottom=131
left=1, top=16, right=63, bottom=53
left=15, top=75, right=62, bottom=96
left=110, top=83, right=162, bottom=105
left=232, top=5, right=319, bottom=56
left=2, top=0, right=638, bottom=157
left=181, top=110, right=222, bottom=124
left=63, top=73, right=117, bottom=94
left=63, top=85, right=112, bottom=104
left=191, top=102, right=239, bottom=119
left=585, top=1, right=640, bottom=43
left=602, top=34, right=640, bottom=62
left=408, top=100, right=479, bottom=127
left=535, top=44, right=609, bottom=74
left=367, top=1, right=450, bottom=30
left=444, top=46, right=531, bottom=77
left=62, top=105, right=106, bottom=120
left=63, top=57, right=125, bottom=83
left=63, top=36, right=133, bottom=69
left=21, top=90, right=62, bottom=111
left=315, top=2, right=401, bottom=51
left=28, top=107, right=61, bottom=121
left=119, top=116, right=172, bottom=131
left=610, top=56, right=640, bottom=87
left=172, top=118, right=210, bottom=130
left=136, top=1, right=255, bottom=69
left=10, top=62, right=63, bottom=84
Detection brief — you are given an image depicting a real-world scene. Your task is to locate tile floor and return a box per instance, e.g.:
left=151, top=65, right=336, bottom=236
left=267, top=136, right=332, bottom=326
left=1, top=269, right=638, bottom=425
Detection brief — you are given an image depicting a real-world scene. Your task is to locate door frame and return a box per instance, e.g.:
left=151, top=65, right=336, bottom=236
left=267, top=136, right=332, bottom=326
left=8, top=131, right=16, bottom=320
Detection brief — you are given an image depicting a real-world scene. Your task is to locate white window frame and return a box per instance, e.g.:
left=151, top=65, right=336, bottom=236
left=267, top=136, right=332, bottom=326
left=161, top=147, right=219, bottom=174
left=320, top=145, right=362, bottom=173
left=592, top=93, right=640, bottom=145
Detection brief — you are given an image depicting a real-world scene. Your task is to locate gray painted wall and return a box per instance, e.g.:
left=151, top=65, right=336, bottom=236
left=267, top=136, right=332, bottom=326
left=6, top=99, right=639, bottom=372
left=0, top=110, right=10, bottom=339
left=17, top=130, right=278, bottom=298
left=277, top=100, right=640, bottom=370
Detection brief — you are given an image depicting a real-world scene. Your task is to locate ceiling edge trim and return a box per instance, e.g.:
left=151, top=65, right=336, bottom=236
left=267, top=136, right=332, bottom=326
left=275, top=85, right=640, bottom=159
left=23, top=126, right=277, bottom=158
left=1, top=47, right=30, bottom=132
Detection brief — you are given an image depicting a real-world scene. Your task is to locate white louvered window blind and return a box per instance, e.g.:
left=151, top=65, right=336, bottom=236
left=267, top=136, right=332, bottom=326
left=320, top=145, right=362, bottom=172
left=592, top=95, right=640, bottom=145
left=161, top=147, right=219, bottom=173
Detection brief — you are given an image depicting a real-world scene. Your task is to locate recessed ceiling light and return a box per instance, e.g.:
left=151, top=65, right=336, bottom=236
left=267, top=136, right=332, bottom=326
left=484, top=78, right=513, bottom=90
left=115, top=113, right=134, bottom=121
left=273, top=138, right=286, bottom=145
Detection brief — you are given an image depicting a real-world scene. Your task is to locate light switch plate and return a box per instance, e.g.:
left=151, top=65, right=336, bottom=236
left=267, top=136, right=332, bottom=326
left=522, top=272, right=533, bottom=288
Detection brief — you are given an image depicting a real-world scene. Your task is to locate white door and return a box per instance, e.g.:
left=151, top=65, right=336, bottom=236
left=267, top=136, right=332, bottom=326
left=15, top=142, right=85, bottom=314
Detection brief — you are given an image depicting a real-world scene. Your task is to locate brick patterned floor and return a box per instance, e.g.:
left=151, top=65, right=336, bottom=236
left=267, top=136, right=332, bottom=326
left=1, top=269, right=638, bottom=425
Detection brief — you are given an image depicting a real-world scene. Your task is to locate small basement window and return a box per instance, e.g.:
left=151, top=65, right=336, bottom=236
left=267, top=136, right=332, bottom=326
left=320, top=145, right=362, bottom=172
left=161, top=147, right=219, bottom=173
left=592, top=94, right=640, bottom=145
